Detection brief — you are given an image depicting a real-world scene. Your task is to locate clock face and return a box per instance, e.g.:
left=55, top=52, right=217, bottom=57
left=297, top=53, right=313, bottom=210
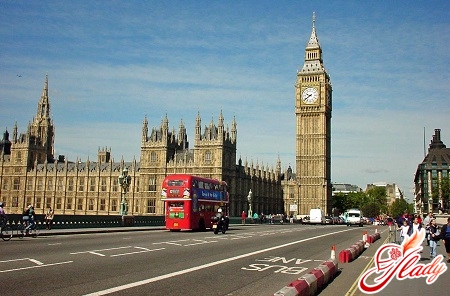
left=301, top=87, right=318, bottom=104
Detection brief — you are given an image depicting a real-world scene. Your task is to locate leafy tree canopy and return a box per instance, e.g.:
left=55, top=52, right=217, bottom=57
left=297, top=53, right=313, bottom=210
left=332, top=186, right=389, bottom=218
left=389, top=198, right=413, bottom=218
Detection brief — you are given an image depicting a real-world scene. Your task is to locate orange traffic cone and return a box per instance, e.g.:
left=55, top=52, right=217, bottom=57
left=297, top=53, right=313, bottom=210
left=331, top=245, right=336, bottom=260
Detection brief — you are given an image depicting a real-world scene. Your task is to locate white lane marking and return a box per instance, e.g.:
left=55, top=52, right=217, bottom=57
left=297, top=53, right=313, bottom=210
left=70, top=246, right=132, bottom=255
left=0, top=258, right=32, bottom=263
left=152, top=239, right=190, bottom=246
left=230, top=235, right=251, bottom=240
left=84, top=228, right=353, bottom=296
left=0, top=258, right=43, bottom=265
left=48, top=243, right=62, bottom=246
left=110, top=248, right=165, bottom=257
left=0, top=261, right=73, bottom=273
left=184, top=240, right=216, bottom=246
left=29, top=259, right=44, bottom=265
left=89, top=252, right=106, bottom=257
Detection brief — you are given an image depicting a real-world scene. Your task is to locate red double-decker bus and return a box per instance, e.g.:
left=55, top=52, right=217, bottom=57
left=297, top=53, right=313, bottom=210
left=161, top=174, right=228, bottom=231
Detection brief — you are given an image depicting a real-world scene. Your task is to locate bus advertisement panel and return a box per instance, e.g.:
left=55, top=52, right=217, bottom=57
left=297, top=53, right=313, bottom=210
left=161, top=174, right=228, bottom=231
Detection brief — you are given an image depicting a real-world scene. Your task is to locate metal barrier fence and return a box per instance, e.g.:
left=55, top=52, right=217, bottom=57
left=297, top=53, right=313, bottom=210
left=4, top=214, right=165, bottom=228
left=3, top=215, right=245, bottom=229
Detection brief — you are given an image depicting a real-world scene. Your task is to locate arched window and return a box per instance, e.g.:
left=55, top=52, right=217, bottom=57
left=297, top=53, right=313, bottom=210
left=205, top=151, right=212, bottom=163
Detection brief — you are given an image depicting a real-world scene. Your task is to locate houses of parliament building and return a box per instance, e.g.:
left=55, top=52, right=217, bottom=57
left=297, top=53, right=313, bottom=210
left=0, top=14, right=332, bottom=218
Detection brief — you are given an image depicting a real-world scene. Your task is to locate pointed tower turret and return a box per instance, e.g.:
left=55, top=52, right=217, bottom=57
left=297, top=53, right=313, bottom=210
left=30, top=75, right=55, bottom=162
left=0, top=128, right=11, bottom=155
left=13, top=122, right=18, bottom=143
left=218, top=110, right=224, bottom=141
left=231, top=116, right=237, bottom=143
left=299, top=12, right=324, bottom=74
left=178, top=119, right=188, bottom=149
left=142, top=116, right=148, bottom=143
left=36, top=75, right=50, bottom=119
left=195, top=111, right=201, bottom=142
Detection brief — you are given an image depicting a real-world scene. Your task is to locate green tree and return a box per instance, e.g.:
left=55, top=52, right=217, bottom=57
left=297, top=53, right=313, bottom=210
left=363, top=187, right=388, bottom=217
left=347, top=192, right=367, bottom=210
left=361, top=202, right=380, bottom=219
left=389, top=199, right=414, bottom=218
left=332, top=193, right=348, bottom=214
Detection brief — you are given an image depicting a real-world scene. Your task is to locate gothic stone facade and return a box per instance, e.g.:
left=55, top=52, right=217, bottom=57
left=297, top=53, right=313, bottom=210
left=0, top=77, right=283, bottom=217
left=1, top=15, right=331, bottom=218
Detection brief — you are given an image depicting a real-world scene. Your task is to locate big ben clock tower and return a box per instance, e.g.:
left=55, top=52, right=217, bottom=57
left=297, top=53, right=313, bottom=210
left=295, top=13, right=332, bottom=215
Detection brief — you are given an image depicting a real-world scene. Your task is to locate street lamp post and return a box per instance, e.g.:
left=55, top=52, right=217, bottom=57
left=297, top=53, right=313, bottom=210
left=247, top=189, right=253, bottom=219
left=118, top=167, right=131, bottom=216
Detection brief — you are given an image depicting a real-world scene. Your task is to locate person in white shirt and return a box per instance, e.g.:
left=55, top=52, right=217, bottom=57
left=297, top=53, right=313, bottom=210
left=407, top=216, right=422, bottom=236
left=398, top=219, right=410, bottom=243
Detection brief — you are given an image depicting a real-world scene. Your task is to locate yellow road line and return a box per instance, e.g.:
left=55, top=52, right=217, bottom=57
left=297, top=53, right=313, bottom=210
left=345, top=233, right=390, bottom=296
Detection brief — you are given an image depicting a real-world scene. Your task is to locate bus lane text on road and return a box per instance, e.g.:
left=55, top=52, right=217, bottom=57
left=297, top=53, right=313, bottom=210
left=242, top=255, right=323, bottom=275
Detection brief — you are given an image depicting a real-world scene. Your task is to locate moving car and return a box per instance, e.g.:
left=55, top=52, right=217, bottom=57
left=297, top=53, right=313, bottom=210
left=346, top=208, right=363, bottom=227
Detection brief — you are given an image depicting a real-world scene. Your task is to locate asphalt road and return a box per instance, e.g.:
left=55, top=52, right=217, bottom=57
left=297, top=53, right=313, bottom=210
left=1, top=224, right=448, bottom=296
left=0, top=224, right=360, bottom=295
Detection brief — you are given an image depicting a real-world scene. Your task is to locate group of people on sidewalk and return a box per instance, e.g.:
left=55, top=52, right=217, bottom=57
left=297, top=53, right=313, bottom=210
left=397, top=211, right=450, bottom=263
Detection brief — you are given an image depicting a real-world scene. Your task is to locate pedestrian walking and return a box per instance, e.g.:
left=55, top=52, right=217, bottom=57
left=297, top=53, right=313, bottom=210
left=423, top=212, right=434, bottom=246
left=252, top=212, right=258, bottom=224
left=241, top=211, right=246, bottom=225
left=398, top=220, right=409, bottom=244
left=407, top=216, right=422, bottom=236
left=45, top=207, right=54, bottom=230
left=428, top=219, right=440, bottom=259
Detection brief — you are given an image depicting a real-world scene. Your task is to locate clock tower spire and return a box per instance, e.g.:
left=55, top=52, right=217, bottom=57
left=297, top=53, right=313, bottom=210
left=294, top=13, right=332, bottom=216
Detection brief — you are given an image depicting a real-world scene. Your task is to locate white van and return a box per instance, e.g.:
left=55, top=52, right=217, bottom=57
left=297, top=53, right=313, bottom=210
left=309, top=208, right=325, bottom=225
left=346, top=208, right=363, bottom=227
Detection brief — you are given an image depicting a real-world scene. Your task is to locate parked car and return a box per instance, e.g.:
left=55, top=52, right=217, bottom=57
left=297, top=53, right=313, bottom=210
left=324, top=216, right=334, bottom=224
left=302, top=216, right=310, bottom=224
left=309, top=208, right=325, bottom=224
left=332, top=216, right=341, bottom=224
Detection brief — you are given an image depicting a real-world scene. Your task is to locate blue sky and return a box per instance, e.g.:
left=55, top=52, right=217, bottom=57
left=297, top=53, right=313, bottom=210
left=1, top=1, right=449, bottom=201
